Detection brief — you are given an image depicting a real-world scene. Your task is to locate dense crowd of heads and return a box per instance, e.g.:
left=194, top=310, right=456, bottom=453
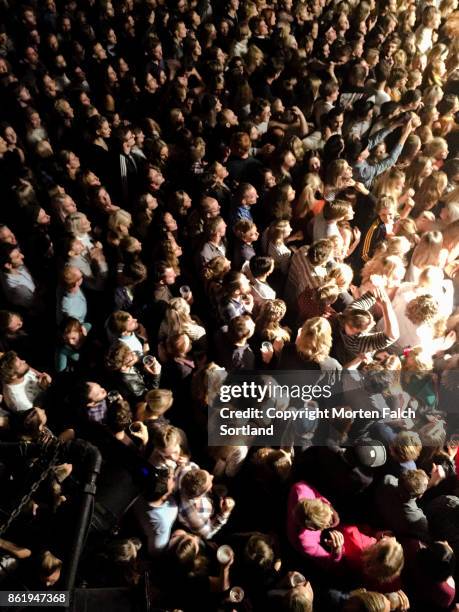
left=1, top=0, right=459, bottom=609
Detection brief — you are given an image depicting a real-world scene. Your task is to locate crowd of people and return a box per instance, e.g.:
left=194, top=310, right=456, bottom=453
left=2, top=0, right=459, bottom=609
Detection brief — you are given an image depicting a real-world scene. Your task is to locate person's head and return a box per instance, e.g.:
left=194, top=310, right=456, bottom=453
left=327, top=263, right=353, bottom=290
left=65, top=212, right=91, bottom=235
left=399, top=469, right=429, bottom=498
left=307, top=240, right=334, bottom=266
left=181, top=468, right=213, bottom=498
left=231, top=131, right=252, bottom=157
left=60, top=265, right=83, bottom=292
left=108, top=209, right=132, bottom=236
left=106, top=341, right=137, bottom=371
left=228, top=314, right=255, bottom=344
left=422, top=4, right=441, bottom=28
left=0, top=310, right=23, bottom=335
left=0, top=244, right=25, bottom=272
left=404, top=346, right=433, bottom=372
left=60, top=317, right=86, bottom=348
left=342, top=307, right=374, bottom=336
left=390, top=431, right=422, bottom=463
left=282, top=576, right=314, bottom=611
left=237, top=182, right=258, bottom=207
left=222, top=270, right=251, bottom=298
left=108, top=310, right=138, bottom=336
left=106, top=398, right=132, bottom=434
left=376, top=196, right=397, bottom=224
left=38, top=551, right=62, bottom=588
left=234, top=219, right=259, bottom=243
left=405, top=294, right=439, bottom=327
left=249, top=256, right=274, bottom=279
left=256, top=299, right=288, bottom=332
left=296, top=317, right=333, bottom=362
left=0, top=351, right=30, bottom=383
left=362, top=537, right=404, bottom=583
left=143, top=388, right=173, bottom=419
left=344, top=590, right=390, bottom=612
left=151, top=425, right=185, bottom=464
left=155, top=261, right=178, bottom=286
left=424, top=137, right=449, bottom=161
left=144, top=465, right=175, bottom=504
left=295, top=498, right=333, bottom=530
left=268, top=219, right=292, bottom=244
left=202, top=255, right=231, bottom=282
left=326, top=158, right=353, bottom=187
left=0, top=225, right=18, bottom=246
left=204, top=215, right=227, bottom=241
left=322, top=200, right=353, bottom=222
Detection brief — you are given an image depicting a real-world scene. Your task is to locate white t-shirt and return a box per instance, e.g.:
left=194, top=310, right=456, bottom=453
left=3, top=370, right=42, bottom=412
left=119, top=333, right=144, bottom=355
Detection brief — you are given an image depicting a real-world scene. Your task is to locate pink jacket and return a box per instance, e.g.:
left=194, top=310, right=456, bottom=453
left=287, top=481, right=343, bottom=567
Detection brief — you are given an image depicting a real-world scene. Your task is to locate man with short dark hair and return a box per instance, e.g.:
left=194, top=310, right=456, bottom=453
left=0, top=244, right=37, bottom=310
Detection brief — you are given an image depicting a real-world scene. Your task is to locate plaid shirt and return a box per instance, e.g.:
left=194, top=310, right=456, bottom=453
left=178, top=493, right=229, bottom=539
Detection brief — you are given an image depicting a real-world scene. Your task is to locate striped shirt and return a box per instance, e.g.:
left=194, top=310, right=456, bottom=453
left=335, top=292, right=394, bottom=362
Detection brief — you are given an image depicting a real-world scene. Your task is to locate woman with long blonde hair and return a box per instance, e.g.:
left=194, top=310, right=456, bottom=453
left=255, top=299, right=291, bottom=343
left=406, top=231, right=448, bottom=281
left=158, top=297, right=206, bottom=342
left=107, top=209, right=132, bottom=247
left=412, top=171, right=448, bottom=216
left=295, top=173, right=324, bottom=219
left=278, top=316, right=342, bottom=370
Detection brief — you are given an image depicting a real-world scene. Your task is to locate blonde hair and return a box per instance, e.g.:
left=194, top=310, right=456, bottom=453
left=191, top=362, right=224, bottom=406
left=390, top=431, right=422, bottom=462
left=163, top=297, right=193, bottom=335
left=405, top=294, right=439, bottom=325
left=413, top=171, right=448, bottom=212
left=108, top=209, right=132, bottom=233
left=65, top=212, right=89, bottom=235
left=295, top=498, right=332, bottom=530
left=296, top=173, right=323, bottom=217
left=327, top=263, right=353, bottom=289
left=373, top=167, right=406, bottom=200
left=40, top=550, right=62, bottom=575
left=362, top=538, right=404, bottom=583
left=267, top=219, right=291, bottom=245
left=373, top=236, right=411, bottom=259
left=361, top=255, right=405, bottom=286
left=403, top=346, right=434, bottom=371
left=410, top=231, right=443, bottom=268
left=255, top=299, right=291, bottom=342
left=296, top=317, right=332, bottom=362
left=423, top=137, right=448, bottom=160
